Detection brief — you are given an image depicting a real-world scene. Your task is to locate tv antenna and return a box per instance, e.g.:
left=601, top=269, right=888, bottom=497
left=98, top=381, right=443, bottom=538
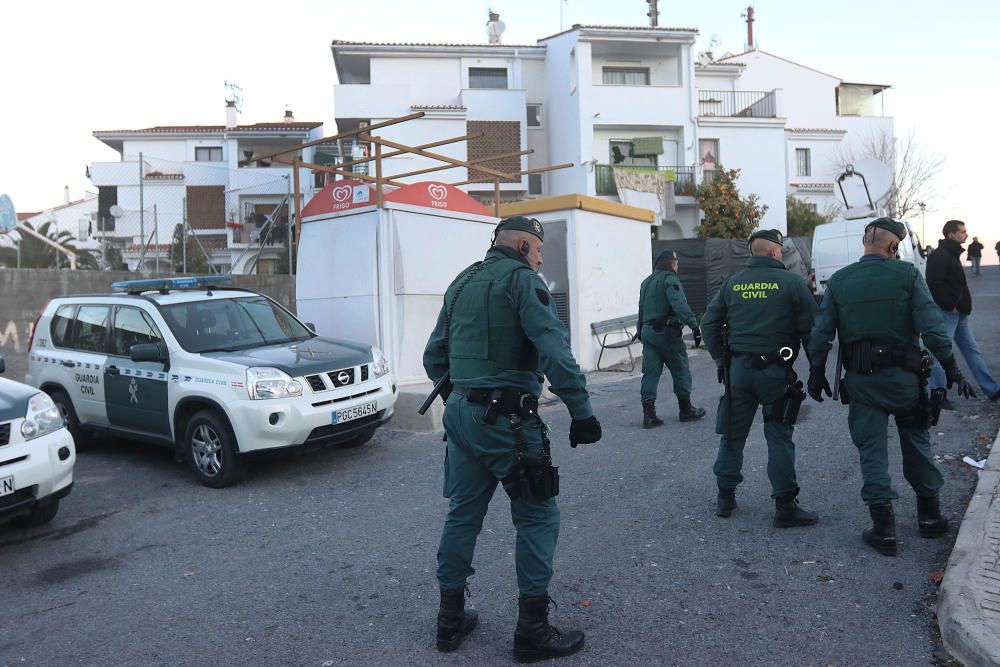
left=224, top=80, right=243, bottom=113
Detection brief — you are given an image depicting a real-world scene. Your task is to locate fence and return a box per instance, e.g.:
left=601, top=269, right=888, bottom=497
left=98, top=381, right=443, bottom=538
left=698, top=90, right=776, bottom=118
left=595, top=165, right=698, bottom=197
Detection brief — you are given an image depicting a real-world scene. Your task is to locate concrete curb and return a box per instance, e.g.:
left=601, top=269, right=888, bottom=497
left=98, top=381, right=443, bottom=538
left=939, top=426, right=1000, bottom=667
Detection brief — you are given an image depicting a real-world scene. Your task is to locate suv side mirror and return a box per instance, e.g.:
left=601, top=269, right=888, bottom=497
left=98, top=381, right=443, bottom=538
left=304, top=322, right=317, bottom=333
left=0, top=356, right=5, bottom=374
left=130, top=343, right=165, bottom=363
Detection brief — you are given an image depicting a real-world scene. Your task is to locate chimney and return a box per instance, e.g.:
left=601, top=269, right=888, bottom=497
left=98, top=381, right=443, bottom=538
left=487, top=10, right=504, bottom=44
left=283, top=108, right=295, bottom=124
left=64, top=185, right=70, bottom=205
left=225, top=100, right=238, bottom=129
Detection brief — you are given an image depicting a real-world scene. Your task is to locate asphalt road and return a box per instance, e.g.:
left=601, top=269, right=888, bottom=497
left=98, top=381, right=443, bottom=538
left=4, top=268, right=1000, bottom=666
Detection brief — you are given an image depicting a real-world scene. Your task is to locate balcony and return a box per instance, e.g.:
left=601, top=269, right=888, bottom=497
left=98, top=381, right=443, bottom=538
left=698, top=90, right=776, bottom=118
left=588, top=85, right=689, bottom=126
left=595, top=165, right=699, bottom=197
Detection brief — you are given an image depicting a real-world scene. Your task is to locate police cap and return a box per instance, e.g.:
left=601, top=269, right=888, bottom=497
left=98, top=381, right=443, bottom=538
left=495, top=215, right=544, bottom=241
left=865, top=217, right=907, bottom=241
left=747, top=228, right=784, bottom=248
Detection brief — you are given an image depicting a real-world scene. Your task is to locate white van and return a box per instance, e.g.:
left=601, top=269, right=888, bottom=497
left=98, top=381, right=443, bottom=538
left=811, top=216, right=926, bottom=296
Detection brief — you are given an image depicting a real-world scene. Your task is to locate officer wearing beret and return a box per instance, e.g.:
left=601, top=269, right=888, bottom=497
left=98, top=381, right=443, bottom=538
left=808, top=217, right=975, bottom=556
left=423, top=215, right=602, bottom=661
left=700, top=229, right=819, bottom=526
left=636, top=249, right=705, bottom=427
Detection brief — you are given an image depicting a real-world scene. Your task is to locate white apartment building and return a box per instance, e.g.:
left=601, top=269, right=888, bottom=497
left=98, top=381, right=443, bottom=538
left=331, top=22, right=894, bottom=238
left=14, top=191, right=100, bottom=253
left=88, top=106, right=324, bottom=274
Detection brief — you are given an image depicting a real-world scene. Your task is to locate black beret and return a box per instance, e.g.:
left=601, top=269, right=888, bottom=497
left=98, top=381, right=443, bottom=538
left=747, top=228, right=784, bottom=247
left=495, top=215, right=544, bottom=241
left=865, top=217, right=907, bottom=241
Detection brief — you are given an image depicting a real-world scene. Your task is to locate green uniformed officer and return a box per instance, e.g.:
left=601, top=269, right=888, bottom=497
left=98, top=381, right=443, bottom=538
left=807, top=218, right=975, bottom=556
left=700, top=229, right=819, bottom=526
left=423, top=216, right=602, bottom=661
left=637, top=250, right=705, bottom=427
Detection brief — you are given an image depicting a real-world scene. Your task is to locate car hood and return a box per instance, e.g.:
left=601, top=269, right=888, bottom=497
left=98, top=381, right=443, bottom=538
left=200, top=336, right=373, bottom=377
left=0, top=377, right=38, bottom=422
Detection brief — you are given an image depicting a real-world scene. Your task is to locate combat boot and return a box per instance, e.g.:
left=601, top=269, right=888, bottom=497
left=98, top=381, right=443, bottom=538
left=716, top=489, right=737, bottom=517
left=862, top=501, right=897, bottom=556
left=513, top=595, right=584, bottom=663
left=773, top=495, right=819, bottom=528
left=916, top=494, right=949, bottom=538
left=437, top=586, right=478, bottom=652
left=642, top=401, right=664, bottom=429
left=678, top=396, right=706, bottom=422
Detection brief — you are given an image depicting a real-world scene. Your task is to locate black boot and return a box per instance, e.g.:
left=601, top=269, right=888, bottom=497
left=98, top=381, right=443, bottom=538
left=513, top=595, right=584, bottom=663
left=917, top=494, right=949, bottom=538
left=437, top=587, right=478, bottom=652
left=716, top=489, right=737, bottom=518
left=642, top=401, right=664, bottom=429
left=773, top=495, right=818, bottom=528
left=678, top=396, right=706, bottom=422
left=862, top=501, right=897, bottom=556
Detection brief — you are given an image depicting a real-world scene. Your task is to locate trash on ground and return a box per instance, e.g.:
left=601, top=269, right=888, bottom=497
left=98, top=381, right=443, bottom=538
left=962, top=456, right=986, bottom=469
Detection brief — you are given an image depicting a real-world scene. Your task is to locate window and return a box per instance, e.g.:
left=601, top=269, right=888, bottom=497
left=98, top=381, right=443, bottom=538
left=160, top=296, right=312, bottom=354
left=50, top=305, right=76, bottom=348
left=527, top=104, right=542, bottom=128
left=195, top=147, right=224, bottom=162
left=699, top=139, right=719, bottom=167
left=469, top=67, right=508, bottom=89
left=111, top=308, right=163, bottom=357
left=529, top=174, right=543, bottom=195
left=796, top=148, right=812, bottom=177
left=602, top=67, right=650, bottom=86
left=69, top=306, right=110, bottom=353
left=78, top=219, right=89, bottom=241
left=806, top=203, right=818, bottom=213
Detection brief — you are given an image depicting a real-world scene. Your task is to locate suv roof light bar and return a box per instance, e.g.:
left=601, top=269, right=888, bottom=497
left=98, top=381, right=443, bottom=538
left=111, top=275, right=233, bottom=295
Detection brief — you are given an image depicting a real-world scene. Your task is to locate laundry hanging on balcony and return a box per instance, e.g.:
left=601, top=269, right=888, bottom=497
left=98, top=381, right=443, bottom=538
left=612, top=167, right=676, bottom=223
left=630, top=136, right=664, bottom=156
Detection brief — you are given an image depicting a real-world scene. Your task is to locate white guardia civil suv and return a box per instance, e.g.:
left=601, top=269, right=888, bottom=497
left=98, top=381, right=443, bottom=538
left=25, top=276, right=397, bottom=488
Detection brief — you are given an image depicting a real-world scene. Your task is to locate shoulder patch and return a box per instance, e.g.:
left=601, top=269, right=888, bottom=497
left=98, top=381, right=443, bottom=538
left=535, top=288, right=550, bottom=306
left=673, top=284, right=680, bottom=291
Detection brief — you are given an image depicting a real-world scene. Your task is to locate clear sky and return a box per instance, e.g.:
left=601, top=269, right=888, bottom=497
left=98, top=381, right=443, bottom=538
left=2, top=0, right=997, bottom=258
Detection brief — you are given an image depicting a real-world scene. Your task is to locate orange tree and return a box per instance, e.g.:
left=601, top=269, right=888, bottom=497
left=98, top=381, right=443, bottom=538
left=694, top=166, right=768, bottom=239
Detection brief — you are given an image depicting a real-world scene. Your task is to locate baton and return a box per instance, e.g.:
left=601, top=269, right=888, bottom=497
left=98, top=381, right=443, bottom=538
left=418, top=371, right=452, bottom=415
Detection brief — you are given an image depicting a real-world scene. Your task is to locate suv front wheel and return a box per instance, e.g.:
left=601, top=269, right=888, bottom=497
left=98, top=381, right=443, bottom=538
left=185, top=410, right=246, bottom=488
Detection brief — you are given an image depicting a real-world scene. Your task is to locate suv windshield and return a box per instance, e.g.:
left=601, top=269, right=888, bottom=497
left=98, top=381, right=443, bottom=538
left=159, top=296, right=313, bottom=353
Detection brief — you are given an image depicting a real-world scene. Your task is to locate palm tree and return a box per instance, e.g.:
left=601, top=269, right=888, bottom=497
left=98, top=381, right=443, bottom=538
left=0, top=221, right=99, bottom=269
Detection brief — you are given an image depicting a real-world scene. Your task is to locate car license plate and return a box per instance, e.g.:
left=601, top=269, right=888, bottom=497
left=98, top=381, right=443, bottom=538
left=1, top=475, right=14, bottom=498
left=332, top=401, right=377, bottom=425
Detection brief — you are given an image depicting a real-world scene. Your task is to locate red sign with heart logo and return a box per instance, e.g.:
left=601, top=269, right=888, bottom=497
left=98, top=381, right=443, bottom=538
left=384, top=182, right=491, bottom=216
left=301, top=179, right=376, bottom=217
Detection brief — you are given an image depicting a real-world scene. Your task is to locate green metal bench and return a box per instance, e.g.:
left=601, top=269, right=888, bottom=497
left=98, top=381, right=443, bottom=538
left=591, top=314, right=639, bottom=372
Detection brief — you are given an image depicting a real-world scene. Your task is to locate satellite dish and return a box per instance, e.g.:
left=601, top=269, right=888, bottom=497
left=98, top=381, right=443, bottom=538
left=697, top=52, right=713, bottom=66
left=0, top=193, right=16, bottom=231
left=109, top=204, right=125, bottom=218
left=836, top=159, right=893, bottom=214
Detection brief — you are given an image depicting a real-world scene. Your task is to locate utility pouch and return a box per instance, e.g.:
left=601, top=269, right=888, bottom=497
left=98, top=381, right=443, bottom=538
left=483, top=388, right=504, bottom=425
left=929, top=387, right=946, bottom=426
left=783, top=381, right=807, bottom=425
left=666, top=323, right=684, bottom=340
left=504, top=451, right=559, bottom=501
left=650, top=317, right=667, bottom=333
left=840, top=381, right=850, bottom=405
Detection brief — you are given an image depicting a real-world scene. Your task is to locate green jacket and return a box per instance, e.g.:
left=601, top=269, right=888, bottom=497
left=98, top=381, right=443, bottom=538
left=701, top=256, right=816, bottom=360
left=637, top=268, right=698, bottom=330
left=808, top=254, right=954, bottom=369
left=423, top=246, right=593, bottom=419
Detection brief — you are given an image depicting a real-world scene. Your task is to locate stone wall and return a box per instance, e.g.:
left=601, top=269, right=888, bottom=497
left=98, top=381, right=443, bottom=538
left=0, top=269, right=295, bottom=381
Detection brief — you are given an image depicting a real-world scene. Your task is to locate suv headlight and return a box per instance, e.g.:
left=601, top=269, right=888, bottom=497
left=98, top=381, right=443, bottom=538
left=21, top=392, right=64, bottom=440
left=372, top=346, right=389, bottom=378
left=246, top=367, right=303, bottom=400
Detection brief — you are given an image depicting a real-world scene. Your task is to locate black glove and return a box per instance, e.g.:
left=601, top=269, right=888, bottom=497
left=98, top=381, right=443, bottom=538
left=807, top=367, right=832, bottom=402
left=941, top=356, right=977, bottom=399
left=692, top=326, right=702, bottom=348
left=716, top=359, right=725, bottom=384
left=569, top=416, right=602, bottom=448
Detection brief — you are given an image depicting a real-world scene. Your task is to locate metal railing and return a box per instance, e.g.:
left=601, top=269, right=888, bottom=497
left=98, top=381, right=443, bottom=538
left=698, top=90, right=776, bottom=118
left=595, top=165, right=698, bottom=197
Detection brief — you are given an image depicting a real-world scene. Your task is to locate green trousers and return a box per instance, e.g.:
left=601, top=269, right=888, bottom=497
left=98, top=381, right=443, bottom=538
left=437, top=393, right=559, bottom=598
left=712, top=360, right=800, bottom=498
left=843, top=368, right=943, bottom=504
left=640, top=324, right=692, bottom=403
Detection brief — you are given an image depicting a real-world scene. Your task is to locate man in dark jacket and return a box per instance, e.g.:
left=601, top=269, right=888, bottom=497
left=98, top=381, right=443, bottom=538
left=927, top=220, right=1000, bottom=402
left=968, top=236, right=984, bottom=275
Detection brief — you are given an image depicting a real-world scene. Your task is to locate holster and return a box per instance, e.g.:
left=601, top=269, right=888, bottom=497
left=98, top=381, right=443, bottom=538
left=649, top=316, right=682, bottom=339
left=502, top=413, right=559, bottom=502
left=929, top=387, right=947, bottom=426
left=763, top=370, right=806, bottom=426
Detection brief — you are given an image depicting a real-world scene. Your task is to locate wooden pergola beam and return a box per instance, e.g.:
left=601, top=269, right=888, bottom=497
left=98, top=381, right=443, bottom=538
left=334, top=132, right=483, bottom=171
left=390, top=148, right=533, bottom=182
left=239, top=112, right=426, bottom=166
left=449, top=162, right=574, bottom=186
left=271, top=156, right=406, bottom=188
left=360, top=134, right=518, bottom=181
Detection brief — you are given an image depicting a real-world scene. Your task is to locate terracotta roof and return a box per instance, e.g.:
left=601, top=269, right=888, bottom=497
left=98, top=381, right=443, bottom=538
left=539, top=24, right=699, bottom=41
left=790, top=182, right=835, bottom=190
left=94, top=122, right=322, bottom=135
left=785, top=128, right=848, bottom=134
left=410, top=104, right=467, bottom=110
left=17, top=212, right=40, bottom=221
left=332, top=39, right=540, bottom=49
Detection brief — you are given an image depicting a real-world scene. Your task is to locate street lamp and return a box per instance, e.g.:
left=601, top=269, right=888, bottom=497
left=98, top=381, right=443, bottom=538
left=918, top=201, right=927, bottom=248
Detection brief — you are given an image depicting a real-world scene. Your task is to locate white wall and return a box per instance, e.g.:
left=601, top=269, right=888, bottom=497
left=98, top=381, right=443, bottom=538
left=370, top=57, right=462, bottom=105
left=726, top=51, right=841, bottom=128
left=21, top=194, right=100, bottom=251
left=543, top=32, right=590, bottom=196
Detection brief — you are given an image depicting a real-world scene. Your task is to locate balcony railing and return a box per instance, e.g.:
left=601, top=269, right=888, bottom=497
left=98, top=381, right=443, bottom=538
left=698, top=90, right=776, bottom=118
left=595, top=165, right=698, bottom=197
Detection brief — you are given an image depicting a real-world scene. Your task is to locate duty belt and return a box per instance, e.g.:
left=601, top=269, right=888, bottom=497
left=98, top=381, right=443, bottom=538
left=452, top=387, right=539, bottom=421
left=842, top=341, right=929, bottom=376
left=732, top=346, right=795, bottom=370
